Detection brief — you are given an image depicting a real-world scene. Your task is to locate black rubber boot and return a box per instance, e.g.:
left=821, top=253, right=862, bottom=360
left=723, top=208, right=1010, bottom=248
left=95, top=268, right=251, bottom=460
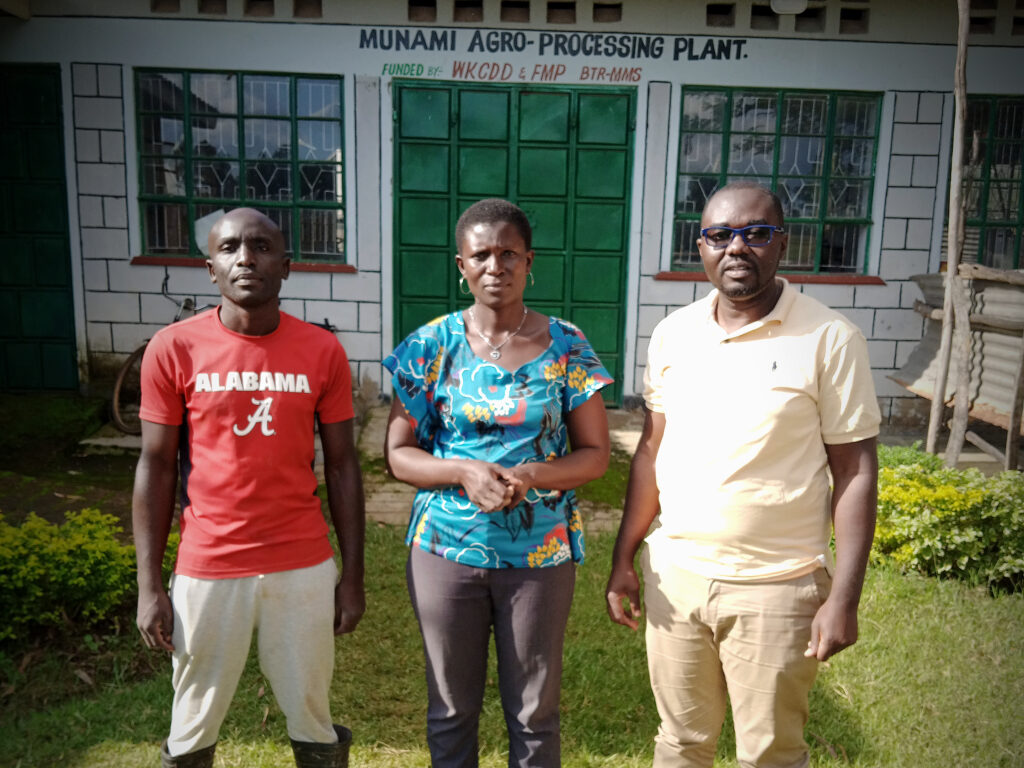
left=160, top=740, right=216, bottom=768
left=290, top=724, right=352, bottom=768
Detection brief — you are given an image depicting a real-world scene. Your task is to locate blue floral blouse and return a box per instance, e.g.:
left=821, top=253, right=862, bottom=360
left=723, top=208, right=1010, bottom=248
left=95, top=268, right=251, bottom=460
left=383, top=311, right=612, bottom=569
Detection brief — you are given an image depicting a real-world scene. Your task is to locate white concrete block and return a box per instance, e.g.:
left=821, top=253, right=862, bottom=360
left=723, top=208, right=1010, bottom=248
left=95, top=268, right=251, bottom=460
left=357, top=361, right=383, bottom=390
left=336, top=330, right=383, bottom=362
left=833, top=308, right=874, bottom=338
left=75, top=129, right=100, bottom=162
left=895, top=340, right=919, bottom=369
left=279, top=271, right=332, bottom=301
left=74, top=97, right=124, bottom=130
left=854, top=283, right=901, bottom=308
left=103, top=197, right=128, bottom=228
left=694, top=283, right=714, bottom=301
left=885, top=187, right=935, bottom=219
left=97, top=65, right=122, bottom=97
left=279, top=298, right=305, bottom=318
left=912, top=155, right=938, bottom=187
left=87, top=321, right=112, bottom=352
left=918, top=92, right=944, bottom=123
left=164, top=266, right=217, bottom=296
left=890, top=123, right=941, bottom=155
left=100, top=130, right=125, bottom=163
left=332, top=270, right=381, bottom=302
left=78, top=163, right=126, bottom=196
left=108, top=259, right=163, bottom=292
left=79, top=196, right=104, bottom=227
left=888, top=155, right=913, bottom=186
left=873, top=308, right=925, bottom=340
left=882, top=218, right=907, bottom=249
left=800, top=284, right=854, bottom=307
left=86, top=290, right=139, bottom=322
left=83, top=259, right=108, bottom=291
left=635, top=336, right=650, bottom=367
left=112, top=323, right=163, bottom=354
left=893, top=92, right=919, bottom=123
left=879, top=250, right=930, bottom=281
left=359, top=302, right=382, bottom=333
left=905, top=218, right=933, bottom=250
left=72, top=63, right=97, bottom=96
left=140, top=291, right=177, bottom=324
left=639, top=277, right=696, bottom=305
left=866, top=339, right=896, bottom=368
left=637, top=304, right=668, bottom=337
left=633, top=365, right=646, bottom=397
left=900, top=280, right=924, bottom=308
left=81, top=227, right=130, bottom=261
left=304, top=300, right=358, bottom=331
left=873, top=369, right=911, bottom=399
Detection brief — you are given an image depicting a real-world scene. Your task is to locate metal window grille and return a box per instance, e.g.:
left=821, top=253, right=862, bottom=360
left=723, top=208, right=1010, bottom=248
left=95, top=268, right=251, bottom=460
left=135, top=69, right=345, bottom=262
left=671, top=86, right=881, bottom=274
left=959, top=95, right=1024, bottom=270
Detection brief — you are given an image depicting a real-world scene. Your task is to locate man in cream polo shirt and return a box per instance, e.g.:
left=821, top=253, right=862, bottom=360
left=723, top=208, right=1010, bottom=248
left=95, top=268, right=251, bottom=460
left=607, top=182, right=880, bottom=768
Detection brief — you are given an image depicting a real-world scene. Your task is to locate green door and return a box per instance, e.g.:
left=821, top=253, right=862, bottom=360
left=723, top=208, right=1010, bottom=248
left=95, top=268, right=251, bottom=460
left=393, top=82, right=634, bottom=404
left=0, top=65, right=78, bottom=389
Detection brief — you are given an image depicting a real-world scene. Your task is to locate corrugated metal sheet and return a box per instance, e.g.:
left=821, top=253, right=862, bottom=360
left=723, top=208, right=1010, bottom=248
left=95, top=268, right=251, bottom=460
left=890, top=272, right=1024, bottom=436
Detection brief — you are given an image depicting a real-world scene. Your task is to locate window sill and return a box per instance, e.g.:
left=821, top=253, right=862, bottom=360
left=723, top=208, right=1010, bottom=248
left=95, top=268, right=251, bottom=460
left=654, top=271, right=885, bottom=285
left=130, top=256, right=357, bottom=274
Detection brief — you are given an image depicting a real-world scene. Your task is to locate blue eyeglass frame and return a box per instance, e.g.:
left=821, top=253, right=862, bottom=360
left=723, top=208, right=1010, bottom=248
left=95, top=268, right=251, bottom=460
left=700, top=224, right=785, bottom=249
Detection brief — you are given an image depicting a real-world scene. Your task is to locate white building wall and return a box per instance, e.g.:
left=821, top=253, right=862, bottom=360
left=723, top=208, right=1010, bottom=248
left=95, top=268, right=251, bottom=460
left=2, top=9, right=1023, bottom=423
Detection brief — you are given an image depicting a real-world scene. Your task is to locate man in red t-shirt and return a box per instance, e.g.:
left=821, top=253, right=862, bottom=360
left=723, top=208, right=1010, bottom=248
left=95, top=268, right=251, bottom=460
left=133, top=208, right=365, bottom=768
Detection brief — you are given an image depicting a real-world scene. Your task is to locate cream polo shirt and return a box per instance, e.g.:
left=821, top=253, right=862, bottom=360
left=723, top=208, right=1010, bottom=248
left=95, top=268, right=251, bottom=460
left=643, top=279, right=880, bottom=582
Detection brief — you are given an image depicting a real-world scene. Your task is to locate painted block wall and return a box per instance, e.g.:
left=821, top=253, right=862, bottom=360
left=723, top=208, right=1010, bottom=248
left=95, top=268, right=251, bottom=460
left=629, top=87, right=951, bottom=426
left=69, top=64, right=385, bottom=392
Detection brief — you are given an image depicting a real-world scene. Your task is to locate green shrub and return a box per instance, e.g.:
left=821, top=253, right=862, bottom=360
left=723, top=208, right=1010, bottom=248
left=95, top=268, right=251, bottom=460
left=877, top=441, right=945, bottom=471
left=874, top=463, right=1024, bottom=589
left=0, top=509, right=136, bottom=643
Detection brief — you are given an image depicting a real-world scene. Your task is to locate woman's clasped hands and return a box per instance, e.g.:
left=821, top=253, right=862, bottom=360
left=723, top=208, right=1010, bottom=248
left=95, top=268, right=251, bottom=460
left=457, top=459, right=534, bottom=512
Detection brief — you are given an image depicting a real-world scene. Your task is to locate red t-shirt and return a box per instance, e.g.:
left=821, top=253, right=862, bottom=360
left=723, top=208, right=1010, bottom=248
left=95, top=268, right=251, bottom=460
left=139, top=309, right=354, bottom=579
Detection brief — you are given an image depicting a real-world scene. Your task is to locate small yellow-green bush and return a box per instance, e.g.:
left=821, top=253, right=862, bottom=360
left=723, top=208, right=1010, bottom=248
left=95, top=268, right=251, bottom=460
left=0, top=509, right=136, bottom=643
left=874, top=454, right=1024, bottom=589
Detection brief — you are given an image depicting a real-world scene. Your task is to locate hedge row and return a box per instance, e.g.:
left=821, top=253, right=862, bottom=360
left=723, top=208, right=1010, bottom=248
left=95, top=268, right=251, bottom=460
left=1, top=448, right=1021, bottom=643
left=0, top=510, right=177, bottom=644
left=875, top=444, right=1024, bottom=589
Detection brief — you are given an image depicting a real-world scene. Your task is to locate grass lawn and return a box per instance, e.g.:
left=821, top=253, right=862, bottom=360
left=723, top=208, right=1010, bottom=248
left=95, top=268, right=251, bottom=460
left=1, top=394, right=1022, bottom=767
left=2, top=524, right=1022, bottom=768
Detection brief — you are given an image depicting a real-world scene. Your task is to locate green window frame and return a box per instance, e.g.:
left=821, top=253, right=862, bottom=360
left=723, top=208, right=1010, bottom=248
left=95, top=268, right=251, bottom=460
left=135, top=69, right=346, bottom=262
left=671, top=87, right=881, bottom=274
left=961, top=95, right=1023, bottom=270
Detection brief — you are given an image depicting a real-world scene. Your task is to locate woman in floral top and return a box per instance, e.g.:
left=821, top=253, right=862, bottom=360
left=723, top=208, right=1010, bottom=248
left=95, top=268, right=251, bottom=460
left=384, top=199, right=611, bottom=767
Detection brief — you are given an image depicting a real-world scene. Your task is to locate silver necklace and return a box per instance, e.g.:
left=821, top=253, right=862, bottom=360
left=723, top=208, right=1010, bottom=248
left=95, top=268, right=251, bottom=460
left=468, top=305, right=528, bottom=360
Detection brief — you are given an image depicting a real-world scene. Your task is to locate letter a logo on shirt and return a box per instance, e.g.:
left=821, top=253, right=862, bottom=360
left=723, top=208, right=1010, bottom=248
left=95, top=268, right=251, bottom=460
left=233, top=397, right=277, bottom=437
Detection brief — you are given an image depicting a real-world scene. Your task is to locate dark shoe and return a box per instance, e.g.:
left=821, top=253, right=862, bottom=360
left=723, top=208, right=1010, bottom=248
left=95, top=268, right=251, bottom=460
left=160, top=741, right=216, bottom=768
left=291, top=724, right=352, bottom=768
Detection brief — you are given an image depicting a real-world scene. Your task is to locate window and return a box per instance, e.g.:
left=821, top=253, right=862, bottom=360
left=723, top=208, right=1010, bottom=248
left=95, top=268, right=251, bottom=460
left=136, top=70, right=345, bottom=262
left=672, top=87, right=880, bottom=274
left=961, top=96, right=1024, bottom=269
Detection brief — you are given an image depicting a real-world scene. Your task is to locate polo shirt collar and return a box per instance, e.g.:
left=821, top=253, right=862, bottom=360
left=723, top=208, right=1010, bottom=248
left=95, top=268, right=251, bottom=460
left=707, top=278, right=794, bottom=341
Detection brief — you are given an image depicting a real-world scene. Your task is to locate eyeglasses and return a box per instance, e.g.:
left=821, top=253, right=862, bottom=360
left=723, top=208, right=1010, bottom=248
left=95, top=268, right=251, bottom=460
left=700, top=225, right=785, bottom=249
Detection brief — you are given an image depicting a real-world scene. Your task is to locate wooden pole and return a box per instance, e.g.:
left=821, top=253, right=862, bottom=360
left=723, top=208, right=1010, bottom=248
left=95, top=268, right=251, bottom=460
left=925, top=0, right=970, bottom=455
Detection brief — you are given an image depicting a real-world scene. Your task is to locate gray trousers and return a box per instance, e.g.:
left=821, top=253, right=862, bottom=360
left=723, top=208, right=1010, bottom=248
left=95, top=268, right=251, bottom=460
left=406, top=546, right=576, bottom=768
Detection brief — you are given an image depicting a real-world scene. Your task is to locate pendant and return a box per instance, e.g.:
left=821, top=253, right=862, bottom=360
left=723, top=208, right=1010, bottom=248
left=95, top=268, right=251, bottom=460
left=489, top=350, right=501, bottom=360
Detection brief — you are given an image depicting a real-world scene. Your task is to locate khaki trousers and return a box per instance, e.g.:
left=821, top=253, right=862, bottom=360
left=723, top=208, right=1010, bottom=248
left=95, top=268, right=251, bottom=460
left=642, top=545, right=831, bottom=768
left=166, top=558, right=339, bottom=756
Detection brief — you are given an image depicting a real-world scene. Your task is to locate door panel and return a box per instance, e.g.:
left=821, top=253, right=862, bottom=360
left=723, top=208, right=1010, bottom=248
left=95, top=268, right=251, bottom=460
left=394, top=83, right=634, bottom=405
left=458, top=147, right=508, bottom=196
left=400, top=144, right=450, bottom=193
left=0, top=64, right=77, bottom=389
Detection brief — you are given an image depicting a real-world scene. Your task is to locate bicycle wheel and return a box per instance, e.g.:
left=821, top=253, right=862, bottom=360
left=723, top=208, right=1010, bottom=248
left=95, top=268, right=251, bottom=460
left=112, top=343, right=147, bottom=435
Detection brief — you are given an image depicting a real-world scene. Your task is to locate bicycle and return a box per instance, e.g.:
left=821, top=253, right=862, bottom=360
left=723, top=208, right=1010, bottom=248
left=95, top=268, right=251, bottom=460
left=111, top=275, right=214, bottom=435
